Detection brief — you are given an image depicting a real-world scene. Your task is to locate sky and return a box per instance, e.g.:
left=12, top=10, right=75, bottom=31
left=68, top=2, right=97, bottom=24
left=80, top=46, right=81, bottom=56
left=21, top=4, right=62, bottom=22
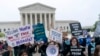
left=0, top=0, right=100, bottom=26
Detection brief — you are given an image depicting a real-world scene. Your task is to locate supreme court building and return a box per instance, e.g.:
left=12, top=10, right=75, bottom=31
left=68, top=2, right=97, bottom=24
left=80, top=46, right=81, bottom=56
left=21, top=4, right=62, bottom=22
left=0, top=3, right=79, bottom=37
left=19, top=3, right=56, bottom=31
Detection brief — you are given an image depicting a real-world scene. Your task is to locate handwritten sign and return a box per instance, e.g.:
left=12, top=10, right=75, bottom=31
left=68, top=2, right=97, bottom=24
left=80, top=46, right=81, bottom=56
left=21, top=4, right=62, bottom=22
left=33, top=23, right=47, bottom=42
left=5, top=25, right=34, bottom=47
left=50, top=29, right=62, bottom=43
left=70, top=23, right=82, bottom=36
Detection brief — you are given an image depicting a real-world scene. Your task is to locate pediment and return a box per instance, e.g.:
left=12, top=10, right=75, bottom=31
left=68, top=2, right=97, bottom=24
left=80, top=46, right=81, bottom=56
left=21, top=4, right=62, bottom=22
left=19, top=3, right=56, bottom=11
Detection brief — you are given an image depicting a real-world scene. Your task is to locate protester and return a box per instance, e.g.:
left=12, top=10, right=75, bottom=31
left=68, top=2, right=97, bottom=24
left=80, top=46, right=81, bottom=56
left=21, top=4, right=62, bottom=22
left=14, top=46, right=20, bottom=56
left=86, top=34, right=91, bottom=46
left=88, top=38, right=96, bottom=56
left=0, top=42, right=3, bottom=51
left=62, top=37, right=70, bottom=56
left=19, top=43, right=33, bottom=56
left=95, top=37, right=100, bottom=45
left=66, top=37, right=86, bottom=56
left=78, top=35, right=86, bottom=47
left=19, top=50, right=29, bottom=56
left=2, top=46, right=13, bottom=56
left=94, top=45, right=100, bottom=56
left=38, top=41, right=47, bottom=56
left=55, top=42, right=61, bottom=56
left=2, top=41, right=8, bottom=50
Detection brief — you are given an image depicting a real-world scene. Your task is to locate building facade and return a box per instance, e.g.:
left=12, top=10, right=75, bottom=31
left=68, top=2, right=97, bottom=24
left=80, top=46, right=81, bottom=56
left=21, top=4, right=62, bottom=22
left=55, top=20, right=79, bottom=32
left=0, top=3, right=80, bottom=36
left=19, top=3, right=56, bottom=31
left=0, top=21, right=20, bottom=33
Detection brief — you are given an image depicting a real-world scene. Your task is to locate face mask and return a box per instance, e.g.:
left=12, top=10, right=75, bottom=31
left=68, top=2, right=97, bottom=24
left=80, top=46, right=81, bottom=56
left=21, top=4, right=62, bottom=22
left=65, top=40, right=70, bottom=45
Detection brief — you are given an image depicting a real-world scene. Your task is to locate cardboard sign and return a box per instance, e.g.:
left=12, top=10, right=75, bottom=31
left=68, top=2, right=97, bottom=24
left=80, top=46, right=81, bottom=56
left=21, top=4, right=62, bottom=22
left=82, top=29, right=88, bottom=35
left=46, top=45, right=58, bottom=56
left=70, top=23, right=83, bottom=36
left=33, top=23, right=47, bottom=42
left=50, top=29, right=62, bottom=43
left=5, top=25, right=34, bottom=47
left=70, top=47, right=85, bottom=56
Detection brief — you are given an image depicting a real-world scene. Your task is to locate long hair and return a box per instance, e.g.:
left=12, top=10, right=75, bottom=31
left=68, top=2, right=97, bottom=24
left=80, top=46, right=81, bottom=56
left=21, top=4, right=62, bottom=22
left=94, top=45, right=100, bottom=56
left=70, top=37, right=80, bottom=47
left=19, top=50, right=28, bottom=56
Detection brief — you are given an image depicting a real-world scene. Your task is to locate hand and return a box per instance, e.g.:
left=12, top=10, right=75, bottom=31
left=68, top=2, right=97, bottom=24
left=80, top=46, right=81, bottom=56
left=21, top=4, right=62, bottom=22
left=7, top=46, right=13, bottom=52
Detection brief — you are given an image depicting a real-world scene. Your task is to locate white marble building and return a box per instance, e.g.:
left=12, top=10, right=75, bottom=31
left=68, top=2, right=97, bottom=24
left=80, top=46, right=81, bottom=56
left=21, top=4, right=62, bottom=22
left=0, top=3, right=79, bottom=34
left=0, top=21, right=20, bottom=33
left=55, top=20, right=79, bottom=32
left=19, top=3, right=55, bottom=31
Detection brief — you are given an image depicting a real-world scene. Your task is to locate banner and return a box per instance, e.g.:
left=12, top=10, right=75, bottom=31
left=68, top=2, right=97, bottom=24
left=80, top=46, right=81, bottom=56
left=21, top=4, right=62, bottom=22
left=70, top=23, right=83, bottom=36
left=50, top=29, right=62, bottom=43
left=5, top=25, right=34, bottom=47
left=46, top=45, right=58, bottom=56
left=33, top=23, right=47, bottom=42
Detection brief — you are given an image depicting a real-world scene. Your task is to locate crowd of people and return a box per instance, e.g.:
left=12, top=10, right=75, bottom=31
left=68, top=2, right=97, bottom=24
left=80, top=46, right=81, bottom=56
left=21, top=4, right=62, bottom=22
left=0, top=34, right=100, bottom=56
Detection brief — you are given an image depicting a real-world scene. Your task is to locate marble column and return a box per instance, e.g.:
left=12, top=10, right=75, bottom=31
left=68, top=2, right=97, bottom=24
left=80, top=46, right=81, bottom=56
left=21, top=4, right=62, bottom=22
left=35, top=13, right=37, bottom=24
left=30, top=13, right=33, bottom=26
left=53, top=13, right=55, bottom=28
left=20, top=13, right=23, bottom=26
left=40, top=13, right=42, bottom=23
left=25, top=13, right=28, bottom=25
left=49, top=13, right=51, bottom=30
left=44, top=13, right=47, bottom=30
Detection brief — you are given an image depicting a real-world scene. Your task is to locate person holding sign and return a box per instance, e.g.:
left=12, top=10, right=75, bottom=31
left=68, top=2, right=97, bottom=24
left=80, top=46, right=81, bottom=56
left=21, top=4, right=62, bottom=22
left=66, top=37, right=86, bottom=56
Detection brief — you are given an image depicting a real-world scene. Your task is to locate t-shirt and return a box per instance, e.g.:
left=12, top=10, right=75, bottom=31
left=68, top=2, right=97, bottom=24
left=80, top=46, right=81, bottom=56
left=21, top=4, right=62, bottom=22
left=69, top=46, right=85, bottom=56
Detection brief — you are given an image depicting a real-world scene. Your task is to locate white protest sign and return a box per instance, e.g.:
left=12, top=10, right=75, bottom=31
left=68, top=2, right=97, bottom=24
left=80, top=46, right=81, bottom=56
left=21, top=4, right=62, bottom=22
left=5, top=28, right=20, bottom=47
left=5, top=25, right=34, bottom=47
left=50, top=29, right=62, bottom=43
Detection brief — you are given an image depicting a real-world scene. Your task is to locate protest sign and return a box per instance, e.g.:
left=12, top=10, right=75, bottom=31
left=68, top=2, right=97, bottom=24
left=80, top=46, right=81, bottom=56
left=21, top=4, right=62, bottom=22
left=70, top=47, right=85, bottom=56
left=46, top=45, right=58, bottom=56
left=50, top=29, right=62, bottom=43
left=82, top=29, right=88, bottom=35
left=70, top=23, right=83, bottom=36
left=5, top=28, right=20, bottom=47
left=16, top=25, right=34, bottom=46
left=33, top=23, right=47, bottom=42
left=5, top=25, right=34, bottom=47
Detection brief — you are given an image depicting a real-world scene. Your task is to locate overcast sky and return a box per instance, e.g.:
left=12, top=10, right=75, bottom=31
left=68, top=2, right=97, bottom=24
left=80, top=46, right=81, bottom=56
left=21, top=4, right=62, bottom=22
left=0, top=0, right=100, bottom=26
